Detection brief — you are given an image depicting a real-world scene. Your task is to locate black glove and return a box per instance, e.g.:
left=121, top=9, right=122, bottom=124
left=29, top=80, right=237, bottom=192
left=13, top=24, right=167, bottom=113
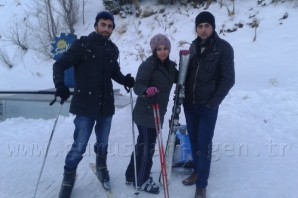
left=55, top=85, right=70, bottom=103
left=124, top=73, right=135, bottom=92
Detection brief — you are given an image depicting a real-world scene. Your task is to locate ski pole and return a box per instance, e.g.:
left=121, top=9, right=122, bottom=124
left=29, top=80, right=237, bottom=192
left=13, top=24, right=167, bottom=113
left=129, top=90, right=139, bottom=196
left=152, top=102, right=169, bottom=198
left=32, top=98, right=64, bottom=198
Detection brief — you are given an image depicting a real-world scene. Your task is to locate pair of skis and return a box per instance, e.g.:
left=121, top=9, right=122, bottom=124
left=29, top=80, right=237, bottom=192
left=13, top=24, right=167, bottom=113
left=152, top=50, right=190, bottom=198
left=164, top=50, right=190, bottom=183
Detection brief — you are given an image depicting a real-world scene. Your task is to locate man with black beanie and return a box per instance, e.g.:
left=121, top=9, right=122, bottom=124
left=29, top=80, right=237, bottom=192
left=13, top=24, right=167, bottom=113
left=53, top=10, right=134, bottom=197
left=182, top=11, right=235, bottom=198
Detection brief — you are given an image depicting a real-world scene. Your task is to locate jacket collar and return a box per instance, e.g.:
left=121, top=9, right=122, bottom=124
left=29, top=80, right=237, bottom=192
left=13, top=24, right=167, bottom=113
left=189, top=32, right=220, bottom=60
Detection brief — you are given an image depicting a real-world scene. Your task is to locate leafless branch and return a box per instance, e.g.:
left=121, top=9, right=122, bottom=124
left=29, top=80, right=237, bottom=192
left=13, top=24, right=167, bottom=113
left=58, top=0, right=79, bottom=34
left=0, top=49, right=13, bottom=68
left=4, top=19, right=29, bottom=51
left=82, top=0, right=89, bottom=25
left=135, top=44, right=146, bottom=62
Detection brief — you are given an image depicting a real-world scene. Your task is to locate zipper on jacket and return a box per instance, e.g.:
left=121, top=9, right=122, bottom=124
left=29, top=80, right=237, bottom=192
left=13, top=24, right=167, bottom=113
left=191, top=46, right=210, bottom=104
left=100, top=41, right=107, bottom=110
left=192, top=53, right=204, bottom=104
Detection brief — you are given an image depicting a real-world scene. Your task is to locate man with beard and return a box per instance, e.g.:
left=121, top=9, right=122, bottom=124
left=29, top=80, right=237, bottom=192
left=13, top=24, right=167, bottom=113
left=53, top=11, right=134, bottom=198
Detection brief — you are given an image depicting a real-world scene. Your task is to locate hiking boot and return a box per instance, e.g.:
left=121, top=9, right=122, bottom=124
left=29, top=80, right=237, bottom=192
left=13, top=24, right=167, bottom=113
left=137, top=177, right=159, bottom=194
left=194, top=188, right=206, bottom=198
left=96, top=155, right=110, bottom=182
left=182, top=173, right=197, bottom=186
left=97, top=167, right=110, bottom=182
left=58, top=169, right=76, bottom=198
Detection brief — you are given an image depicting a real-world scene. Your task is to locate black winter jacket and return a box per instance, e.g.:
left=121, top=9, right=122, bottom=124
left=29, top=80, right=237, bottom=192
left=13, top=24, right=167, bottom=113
left=53, top=32, right=126, bottom=118
left=184, top=32, right=235, bottom=108
left=133, top=55, right=178, bottom=129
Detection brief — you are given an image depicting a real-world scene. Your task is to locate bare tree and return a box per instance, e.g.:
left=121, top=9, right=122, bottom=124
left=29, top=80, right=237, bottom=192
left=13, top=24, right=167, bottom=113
left=0, top=49, right=13, bottom=68
left=46, top=0, right=58, bottom=40
left=218, top=0, right=224, bottom=8
left=4, top=19, right=29, bottom=51
left=58, top=0, right=79, bottom=34
left=30, top=0, right=58, bottom=42
left=82, top=0, right=89, bottom=25
left=25, top=0, right=60, bottom=58
left=132, top=0, right=140, bottom=10
left=223, top=0, right=236, bottom=16
left=205, top=0, right=213, bottom=9
left=135, top=44, right=146, bottom=62
left=251, top=18, right=259, bottom=42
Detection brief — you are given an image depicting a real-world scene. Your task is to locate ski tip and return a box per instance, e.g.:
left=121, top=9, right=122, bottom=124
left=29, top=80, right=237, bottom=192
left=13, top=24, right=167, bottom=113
left=180, top=50, right=190, bottom=56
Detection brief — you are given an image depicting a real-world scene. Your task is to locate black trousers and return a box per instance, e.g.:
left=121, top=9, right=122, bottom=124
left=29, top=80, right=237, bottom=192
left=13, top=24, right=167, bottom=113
left=125, top=125, right=157, bottom=186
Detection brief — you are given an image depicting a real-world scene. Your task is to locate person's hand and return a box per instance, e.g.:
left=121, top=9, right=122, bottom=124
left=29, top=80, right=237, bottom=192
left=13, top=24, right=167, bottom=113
left=55, top=86, right=70, bottom=103
left=146, top=87, right=159, bottom=97
left=124, top=73, right=135, bottom=92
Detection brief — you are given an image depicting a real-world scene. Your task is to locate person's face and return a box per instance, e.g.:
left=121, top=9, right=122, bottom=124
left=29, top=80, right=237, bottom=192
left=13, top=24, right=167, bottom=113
left=156, top=45, right=169, bottom=63
left=196, top=22, right=213, bottom=41
left=95, top=19, right=114, bottom=38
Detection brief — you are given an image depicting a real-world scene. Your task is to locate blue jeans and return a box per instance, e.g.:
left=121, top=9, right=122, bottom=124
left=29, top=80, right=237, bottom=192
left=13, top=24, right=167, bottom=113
left=183, top=103, right=218, bottom=189
left=64, top=115, right=112, bottom=171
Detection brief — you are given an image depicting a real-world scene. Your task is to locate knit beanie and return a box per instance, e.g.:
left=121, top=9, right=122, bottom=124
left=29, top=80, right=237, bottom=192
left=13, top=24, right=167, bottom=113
left=149, top=34, right=171, bottom=53
left=94, top=11, right=115, bottom=29
left=195, top=11, right=215, bottom=30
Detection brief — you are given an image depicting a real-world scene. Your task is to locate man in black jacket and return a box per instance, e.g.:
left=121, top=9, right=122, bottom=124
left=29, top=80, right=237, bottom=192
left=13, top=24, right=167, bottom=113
left=53, top=11, right=134, bottom=197
left=182, top=11, right=235, bottom=198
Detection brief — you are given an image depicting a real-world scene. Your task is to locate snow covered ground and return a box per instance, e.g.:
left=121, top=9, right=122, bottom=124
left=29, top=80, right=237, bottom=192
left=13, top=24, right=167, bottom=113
left=0, top=0, right=298, bottom=197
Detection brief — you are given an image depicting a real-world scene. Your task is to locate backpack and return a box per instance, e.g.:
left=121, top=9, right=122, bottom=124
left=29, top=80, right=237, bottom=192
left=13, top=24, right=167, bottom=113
left=64, top=36, right=90, bottom=88
left=173, top=125, right=193, bottom=168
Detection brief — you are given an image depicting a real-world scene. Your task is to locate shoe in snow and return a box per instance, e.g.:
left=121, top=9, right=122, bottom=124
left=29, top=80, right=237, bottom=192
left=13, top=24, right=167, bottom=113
left=137, top=177, right=159, bottom=194
left=182, top=173, right=197, bottom=186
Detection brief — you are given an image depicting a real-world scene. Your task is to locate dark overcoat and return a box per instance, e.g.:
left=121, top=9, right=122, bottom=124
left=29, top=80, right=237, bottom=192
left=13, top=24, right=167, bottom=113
left=133, top=55, right=178, bottom=129
left=53, top=32, right=125, bottom=118
left=185, top=32, right=235, bottom=108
